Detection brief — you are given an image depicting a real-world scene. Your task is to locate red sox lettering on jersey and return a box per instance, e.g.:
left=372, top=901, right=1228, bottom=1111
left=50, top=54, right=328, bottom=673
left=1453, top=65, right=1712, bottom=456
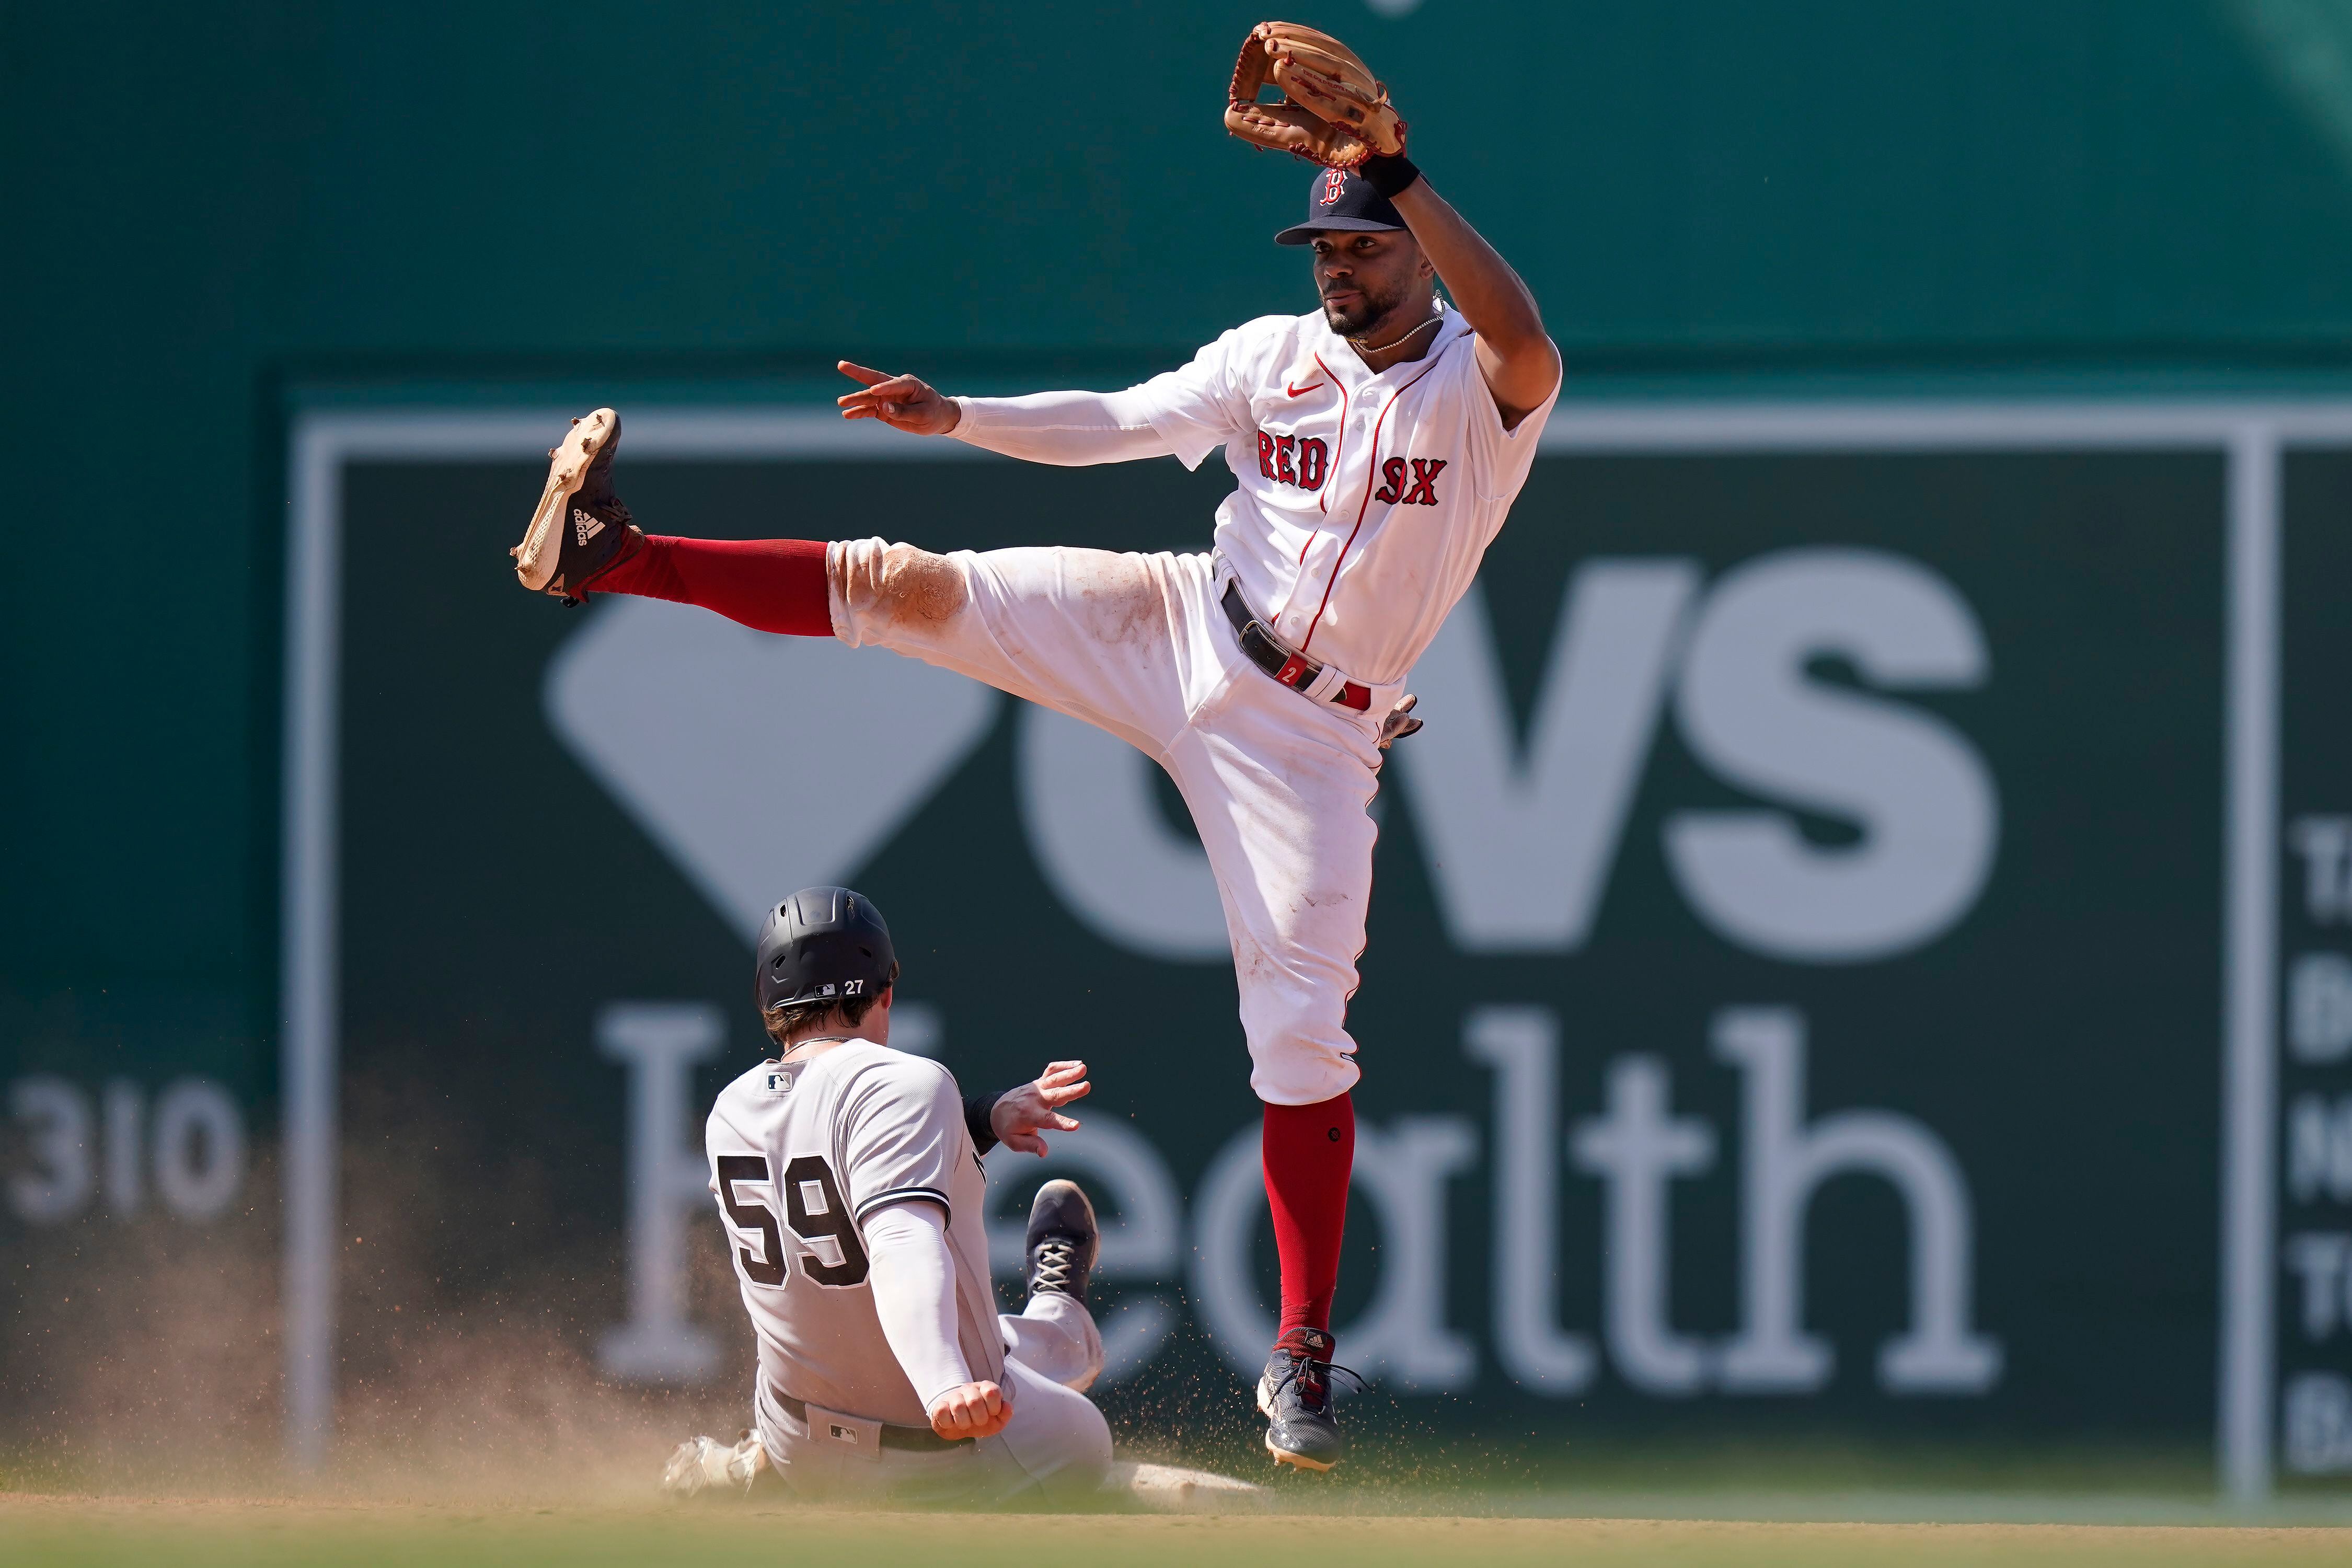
left=1257, top=433, right=1444, bottom=506
left=1254, top=430, right=1331, bottom=490
left=1139, top=301, right=1553, bottom=682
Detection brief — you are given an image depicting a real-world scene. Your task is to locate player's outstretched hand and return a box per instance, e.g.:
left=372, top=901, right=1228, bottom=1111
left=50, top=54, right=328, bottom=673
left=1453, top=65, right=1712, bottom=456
left=990, top=1059, right=1090, bottom=1156
left=836, top=361, right=962, bottom=436
left=928, top=1379, right=1011, bottom=1440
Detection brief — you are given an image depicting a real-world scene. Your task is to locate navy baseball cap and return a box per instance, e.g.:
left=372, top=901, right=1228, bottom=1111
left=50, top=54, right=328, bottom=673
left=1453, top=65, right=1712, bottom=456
left=1275, top=165, right=1408, bottom=246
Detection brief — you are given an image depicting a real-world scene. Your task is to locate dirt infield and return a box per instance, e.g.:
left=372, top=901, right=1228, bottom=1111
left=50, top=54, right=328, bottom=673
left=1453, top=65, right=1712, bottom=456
left=3, top=1496, right=2349, bottom=1568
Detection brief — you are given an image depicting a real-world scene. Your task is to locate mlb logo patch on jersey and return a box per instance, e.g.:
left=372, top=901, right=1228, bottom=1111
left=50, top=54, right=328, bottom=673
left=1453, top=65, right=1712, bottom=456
left=765, top=1070, right=794, bottom=1093
left=805, top=1404, right=883, bottom=1460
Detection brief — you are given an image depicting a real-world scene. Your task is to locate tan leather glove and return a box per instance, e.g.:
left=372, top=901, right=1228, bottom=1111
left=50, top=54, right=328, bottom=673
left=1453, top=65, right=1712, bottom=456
left=1225, top=21, right=1407, bottom=169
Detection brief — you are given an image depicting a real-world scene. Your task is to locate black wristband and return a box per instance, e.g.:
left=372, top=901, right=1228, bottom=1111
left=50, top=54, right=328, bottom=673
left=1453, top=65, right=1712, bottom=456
left=1361, top=152, right=1421, bottom=200
left=963, top=1088, right=1008, bottom=1156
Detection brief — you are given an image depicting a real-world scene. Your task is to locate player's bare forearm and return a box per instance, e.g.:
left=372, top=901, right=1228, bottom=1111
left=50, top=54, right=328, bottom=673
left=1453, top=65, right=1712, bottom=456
left=1389, top=178, right=1545, bottom=354
left=1389, top=179, right=1560, bottom=424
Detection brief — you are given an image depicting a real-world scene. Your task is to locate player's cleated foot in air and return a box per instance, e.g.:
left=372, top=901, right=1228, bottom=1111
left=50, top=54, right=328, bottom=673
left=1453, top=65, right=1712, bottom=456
left=660, top=1428, right=765, bottom=1498
left=1025, top=1178, right=1099, bottom=1308
left=510, top=407, right=642, bottom=605
left=1258, top=1325, right=1351, bottom=1472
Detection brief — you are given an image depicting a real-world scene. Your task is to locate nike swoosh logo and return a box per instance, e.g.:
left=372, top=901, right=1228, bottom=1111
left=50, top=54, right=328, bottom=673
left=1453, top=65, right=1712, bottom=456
left=1285, top=380, right=1325, bottom=398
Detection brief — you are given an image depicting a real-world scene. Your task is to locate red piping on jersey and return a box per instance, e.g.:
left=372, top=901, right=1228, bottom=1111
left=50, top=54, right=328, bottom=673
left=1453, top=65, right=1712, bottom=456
left=1311, top=354, right=1347, bottom=518
left=1276, top=353, right=1349, bottom=622
left=1298, top=351, right=1448, bottom=653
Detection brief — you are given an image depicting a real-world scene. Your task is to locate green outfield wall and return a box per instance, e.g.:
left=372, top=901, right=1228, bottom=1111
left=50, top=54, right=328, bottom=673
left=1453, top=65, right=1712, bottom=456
left=9, top=0, right=2352, bottom=1492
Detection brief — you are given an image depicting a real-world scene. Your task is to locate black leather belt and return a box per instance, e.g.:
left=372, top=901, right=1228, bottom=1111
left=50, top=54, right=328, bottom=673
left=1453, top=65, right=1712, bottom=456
left=1220, top=579, right=1371, bottom=711
left=771, top=1386, right=969, bottom=1452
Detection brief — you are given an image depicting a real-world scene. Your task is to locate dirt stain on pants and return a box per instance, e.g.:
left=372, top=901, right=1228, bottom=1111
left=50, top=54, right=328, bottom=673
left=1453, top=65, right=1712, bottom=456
left=832, top=541, right=969, bottom=629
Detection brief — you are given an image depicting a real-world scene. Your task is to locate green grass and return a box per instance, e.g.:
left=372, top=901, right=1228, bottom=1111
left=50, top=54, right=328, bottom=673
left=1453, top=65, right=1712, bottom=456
left=3, top=1500, right=2350, bottom=1568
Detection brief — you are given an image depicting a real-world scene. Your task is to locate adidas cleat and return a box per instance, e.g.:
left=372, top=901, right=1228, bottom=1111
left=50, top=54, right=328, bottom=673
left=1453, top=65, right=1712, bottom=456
left=1024, top=1178, right=1100, bottom=1308
left=1257, top=1326, right=1349, bottom=1472
left=511, top=407, right=641, bottom=605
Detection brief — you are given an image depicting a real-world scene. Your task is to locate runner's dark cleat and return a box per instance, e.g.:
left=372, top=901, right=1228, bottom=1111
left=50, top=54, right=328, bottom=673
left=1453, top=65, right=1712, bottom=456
left=1024, top=1178, right=1099, bottom=1308
left=1258, top=1326, right=1348, bottom=1471
left=511, top=407, right=642, bottom=605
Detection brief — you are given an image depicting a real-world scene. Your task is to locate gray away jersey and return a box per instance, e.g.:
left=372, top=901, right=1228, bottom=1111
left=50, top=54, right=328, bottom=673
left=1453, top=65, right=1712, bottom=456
left=704, top=1041, right=1004, bottom=1428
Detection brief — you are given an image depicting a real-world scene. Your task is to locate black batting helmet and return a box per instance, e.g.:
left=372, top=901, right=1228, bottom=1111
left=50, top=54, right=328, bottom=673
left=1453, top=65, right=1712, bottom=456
left=755, top=886, right=898, bottom=1015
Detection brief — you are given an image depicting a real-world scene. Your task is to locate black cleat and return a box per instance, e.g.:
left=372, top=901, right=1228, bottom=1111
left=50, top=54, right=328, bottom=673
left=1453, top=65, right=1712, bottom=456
left=511, top=407, right=642, bottom=605
left=1258, top=1326, right=1349, bottom=1472
left=1024, top=1179, right=1099, bottom=1309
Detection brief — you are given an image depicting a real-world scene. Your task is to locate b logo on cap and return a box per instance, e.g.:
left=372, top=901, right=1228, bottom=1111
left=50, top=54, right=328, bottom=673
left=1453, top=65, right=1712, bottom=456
left=1319, top=168, right=1346, bottom=206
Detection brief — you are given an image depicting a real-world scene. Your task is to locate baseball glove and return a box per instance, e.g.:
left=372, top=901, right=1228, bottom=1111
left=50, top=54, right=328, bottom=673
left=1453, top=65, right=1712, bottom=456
left=1224, top=21, right=1406, bottom=169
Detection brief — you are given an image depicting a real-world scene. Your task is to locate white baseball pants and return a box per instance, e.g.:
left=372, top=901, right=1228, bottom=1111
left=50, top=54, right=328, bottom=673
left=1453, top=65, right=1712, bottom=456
left=829, top=541, right=1392, bottom=1105
left=758, top=1292, right=1110, bottom=1503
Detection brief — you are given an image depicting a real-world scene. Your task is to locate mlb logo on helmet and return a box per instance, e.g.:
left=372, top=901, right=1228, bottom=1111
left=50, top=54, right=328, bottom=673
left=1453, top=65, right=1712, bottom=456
left=1319, top=168, right=1347, bottom=205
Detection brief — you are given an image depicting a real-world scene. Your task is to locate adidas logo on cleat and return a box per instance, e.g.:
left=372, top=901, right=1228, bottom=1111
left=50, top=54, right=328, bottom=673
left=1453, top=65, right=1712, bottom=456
left=573, top=509, right=605, bottom=546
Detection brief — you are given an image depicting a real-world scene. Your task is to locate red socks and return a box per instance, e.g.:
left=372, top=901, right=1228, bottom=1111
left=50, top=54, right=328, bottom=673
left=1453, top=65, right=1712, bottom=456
left=588, top=535, right=833, bottom=637
left=1262, top=1092, right=1355, bottom=1339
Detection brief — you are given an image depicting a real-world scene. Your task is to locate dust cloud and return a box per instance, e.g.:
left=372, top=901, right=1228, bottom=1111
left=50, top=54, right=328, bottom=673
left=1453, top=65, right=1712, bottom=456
left=2, top=1077, right=752, bottom=1503
left=2, top=1071, right=1433, bottom=1508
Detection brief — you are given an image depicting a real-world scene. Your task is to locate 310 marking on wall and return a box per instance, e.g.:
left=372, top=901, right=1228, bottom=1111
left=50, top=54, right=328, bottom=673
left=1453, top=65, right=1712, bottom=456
left=5, top=1076, right=246, bottom=1225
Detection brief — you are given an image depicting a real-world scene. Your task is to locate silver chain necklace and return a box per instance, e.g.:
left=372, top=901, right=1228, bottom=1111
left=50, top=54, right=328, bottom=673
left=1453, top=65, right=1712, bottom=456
left=777, top=1033, right=850, bottom=1064
left=1349, top=313, right=1443, bottom=355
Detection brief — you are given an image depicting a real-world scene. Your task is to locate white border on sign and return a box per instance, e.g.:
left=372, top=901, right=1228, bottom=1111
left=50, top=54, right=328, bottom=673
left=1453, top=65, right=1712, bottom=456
left=284, top=399, right=2352, bottom=1491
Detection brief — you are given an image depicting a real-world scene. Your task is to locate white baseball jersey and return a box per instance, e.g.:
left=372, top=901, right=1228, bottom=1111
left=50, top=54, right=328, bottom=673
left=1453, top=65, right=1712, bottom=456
left=704, top=1042, right=1004, bottom=1429
left=1132, top=301, right=1557, bottom=687
left=834, top=306, right=1561, bottom=1105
